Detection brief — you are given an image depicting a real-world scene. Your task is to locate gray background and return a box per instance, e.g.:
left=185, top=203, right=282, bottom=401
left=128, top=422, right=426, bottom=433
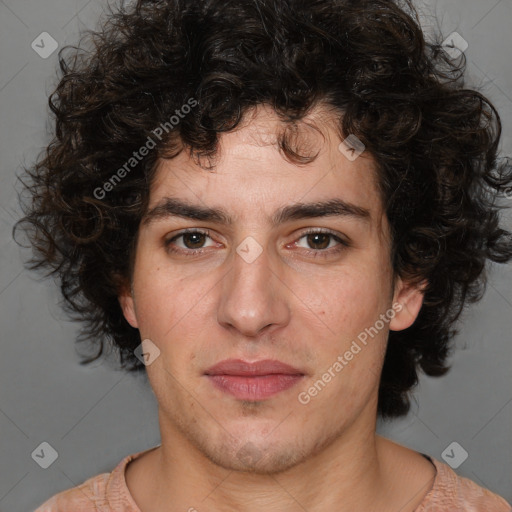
left=0, top=0, right=511, bottom=510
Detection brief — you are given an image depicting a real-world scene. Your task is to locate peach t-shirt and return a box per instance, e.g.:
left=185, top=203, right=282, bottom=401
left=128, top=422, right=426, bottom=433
left=35, top=446, right=511, bottom=511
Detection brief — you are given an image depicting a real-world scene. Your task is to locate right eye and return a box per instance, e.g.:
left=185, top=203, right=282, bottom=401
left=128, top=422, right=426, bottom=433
left=164, top=229, right=219, bottom=256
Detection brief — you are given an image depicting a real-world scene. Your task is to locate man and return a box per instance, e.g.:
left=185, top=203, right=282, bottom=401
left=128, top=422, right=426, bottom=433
left=20, top=0, right=512, bottom=510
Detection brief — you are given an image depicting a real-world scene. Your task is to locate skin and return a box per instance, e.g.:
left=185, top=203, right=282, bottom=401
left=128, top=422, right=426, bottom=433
left=119, top=103, right=436, bottom=512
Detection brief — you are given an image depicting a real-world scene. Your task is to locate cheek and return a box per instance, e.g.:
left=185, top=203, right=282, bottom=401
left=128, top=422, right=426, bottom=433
left=304, top=266, right=389, bottom=346
left=133, top=267, right=205, bottom=342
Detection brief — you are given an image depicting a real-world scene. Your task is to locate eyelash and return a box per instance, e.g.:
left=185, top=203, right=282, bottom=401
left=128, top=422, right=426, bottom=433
left=164, top=228, right=349, bottom=259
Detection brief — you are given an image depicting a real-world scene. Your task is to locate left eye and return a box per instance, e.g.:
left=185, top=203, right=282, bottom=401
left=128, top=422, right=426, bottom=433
left=295, top=232, right=343, bottom=251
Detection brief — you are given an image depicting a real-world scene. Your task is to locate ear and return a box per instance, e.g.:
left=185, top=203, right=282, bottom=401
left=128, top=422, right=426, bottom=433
left=389, top=277, right=426, bottom=331
left=118, top=283, right=139, bottom=329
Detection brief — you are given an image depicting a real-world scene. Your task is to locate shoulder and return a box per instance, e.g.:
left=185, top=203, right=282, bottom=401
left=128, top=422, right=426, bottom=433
left=33, top=472, right=111, bottom=511
left=33, top=448, right=153, bottom=512
left=417, top=457, right=512, bottom=512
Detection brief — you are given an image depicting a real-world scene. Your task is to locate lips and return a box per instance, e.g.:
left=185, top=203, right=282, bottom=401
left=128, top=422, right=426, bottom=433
left=205, top=359, right=305, bottom=400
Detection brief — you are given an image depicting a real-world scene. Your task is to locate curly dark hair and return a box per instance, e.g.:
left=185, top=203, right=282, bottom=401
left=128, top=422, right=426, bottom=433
left=15, top=0, right=512, bottom=418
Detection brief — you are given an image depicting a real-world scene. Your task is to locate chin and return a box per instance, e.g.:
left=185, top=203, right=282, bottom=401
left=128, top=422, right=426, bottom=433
left=204, top=439, right=308, bottom=475
left=192, top=422, right=341, bottom=476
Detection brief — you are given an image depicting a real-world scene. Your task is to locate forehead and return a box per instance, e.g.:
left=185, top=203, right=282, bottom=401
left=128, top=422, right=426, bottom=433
left=145, top=105, right=383, bottom=226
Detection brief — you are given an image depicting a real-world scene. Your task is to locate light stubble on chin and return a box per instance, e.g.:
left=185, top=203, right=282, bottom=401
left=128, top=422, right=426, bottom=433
left=167, top=401, right=350, bottom=476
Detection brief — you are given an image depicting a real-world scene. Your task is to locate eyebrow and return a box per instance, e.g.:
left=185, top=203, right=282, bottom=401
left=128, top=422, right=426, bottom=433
left=142, top=197, right=371, bottom=227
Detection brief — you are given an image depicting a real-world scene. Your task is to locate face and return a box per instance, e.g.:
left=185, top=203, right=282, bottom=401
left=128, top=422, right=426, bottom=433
left=119, top=104, right=423, bottom=475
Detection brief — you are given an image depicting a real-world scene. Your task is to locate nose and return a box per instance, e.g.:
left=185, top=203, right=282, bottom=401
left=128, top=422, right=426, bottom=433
left=216, top=242, right=291, bottom=338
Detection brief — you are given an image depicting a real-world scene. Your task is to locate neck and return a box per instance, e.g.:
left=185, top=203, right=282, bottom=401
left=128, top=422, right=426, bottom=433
left=152, top=411, right=388, bottom=512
